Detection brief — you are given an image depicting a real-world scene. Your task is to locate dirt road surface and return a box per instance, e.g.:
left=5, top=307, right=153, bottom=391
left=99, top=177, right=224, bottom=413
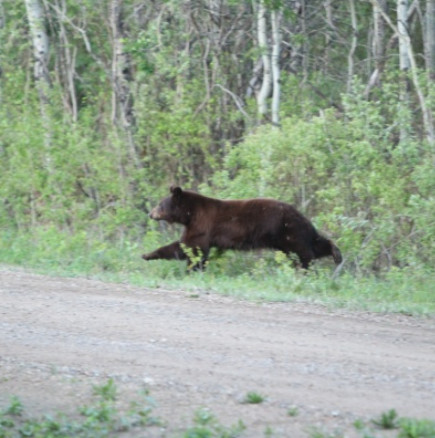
left=1, top=267, right=434, bottom=437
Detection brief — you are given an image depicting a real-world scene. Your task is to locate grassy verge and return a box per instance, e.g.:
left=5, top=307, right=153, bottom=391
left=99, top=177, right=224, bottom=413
left=1, top=228, right=434, bottom=315
left=1, top=381, right=434, bottom=438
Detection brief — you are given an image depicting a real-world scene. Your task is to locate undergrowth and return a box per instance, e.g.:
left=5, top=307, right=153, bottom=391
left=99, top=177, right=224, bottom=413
left=0, top=382, right=434, bottom=438
left=1, top=228, right=434, bottom=316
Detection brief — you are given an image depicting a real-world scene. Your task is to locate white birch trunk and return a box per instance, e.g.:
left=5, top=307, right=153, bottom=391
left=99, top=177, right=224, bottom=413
left=372, top=0, right=434, bottom=144
left=366, top=0, right=386, bottom=95
left=256, top=0, right=272, bottom=120
left=25, top=0, right=50, bottom=97
left=398, top=0, right=410, bottom=71
left=397, top=0, right=410, bottom=143
left=0, top=0, right=4, bottom=107
left=347, top=0, right=357, bottom=93
left=426, top=0, right=435, bottom=80
left=25, top=0, right=52, bottom=163
left=271, top=9, right=281, bottom=126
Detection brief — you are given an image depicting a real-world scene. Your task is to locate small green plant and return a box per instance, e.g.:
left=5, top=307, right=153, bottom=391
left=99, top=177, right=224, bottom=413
left=353, top=419, right=365, bottom=431
left=398, top=417, right=435, bottom=438
left=287, top=406, right=299, bottom=417
left=243, top=392, right=265, bottom=404
left=180, top=243, right=207, bottom=271
left=308, top=427, right=344, bottom=438
left=183, top=408, right=246, bottom=438
left=0, top=380, right=158, bottom=438
left=264, top=425, right=275, bottom=437
left=372, top=408, right=399, bottom=429
left=92, top=378, right=117, bottom=401
left=3, top=396, right=23, bottom=416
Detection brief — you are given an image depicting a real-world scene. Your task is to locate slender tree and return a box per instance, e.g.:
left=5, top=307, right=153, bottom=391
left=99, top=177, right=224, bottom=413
left=366, top=0, right=387, bottom=96
left=25, top=0, right=50, bottom=100
left=24, top=0, right=53, bottom=164
left=0, top=0, right=4, bottom=106
left=110, top=0, right=140, bottom=167
left=271, top=7, right=281, bottom=125
left=426, top=0, right=435, bottom=80
left=372, top=0, right=434, bottom=144
left=347, top=0, right=357, bottom=93
left=256, top=0, right=272, bottom=121
left=397, top=0, right=410, bottom=142
left=398, top=0, right=410, bottom=72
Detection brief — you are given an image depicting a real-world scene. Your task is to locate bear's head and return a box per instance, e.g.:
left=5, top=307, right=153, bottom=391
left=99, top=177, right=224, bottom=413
left=149, top=186, right=192, bottom=225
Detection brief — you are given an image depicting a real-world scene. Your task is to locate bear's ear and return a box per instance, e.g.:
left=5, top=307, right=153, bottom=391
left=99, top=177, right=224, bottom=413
left=170, top=185, right=183, bottom=197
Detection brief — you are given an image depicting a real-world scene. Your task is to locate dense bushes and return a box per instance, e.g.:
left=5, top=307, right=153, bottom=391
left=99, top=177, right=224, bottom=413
left=1, top=67, right=434, bottom=276
left=208, top=91, right=435, bottom=273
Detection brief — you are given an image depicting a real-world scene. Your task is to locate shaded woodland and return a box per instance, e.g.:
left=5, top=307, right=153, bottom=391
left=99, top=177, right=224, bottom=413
left=1, top=0, right=435, bottom=273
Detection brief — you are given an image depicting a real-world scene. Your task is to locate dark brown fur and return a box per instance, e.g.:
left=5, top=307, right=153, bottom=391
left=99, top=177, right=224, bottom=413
left=142, top=186, right=342, bottom=270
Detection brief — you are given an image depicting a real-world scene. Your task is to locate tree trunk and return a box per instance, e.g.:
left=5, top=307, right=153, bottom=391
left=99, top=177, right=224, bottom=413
left=256, top=0, right=272, bottom=121
left=0, top=0, right=4, bottom=107
left=347, top=0, right=357, bottom=93
left=366, top=0, right=387, bottom=96
left=426, top=0, right=435, bottom=80
left=372, top=0, right=434, bottom=144
left=110, top=0, right=140, bottom=167
left=25, top=0, right=50, bottom=100
left=24, top=0, right=52, bottom=163
left=397, top=0, right=410, bottom=143
left=271, top=8, right=281, bottom=126
left=398, top=0, right=410, bottom=71
left=323, top=0, right=334, bottom=73
left=51, top=0, right=78, bottom=122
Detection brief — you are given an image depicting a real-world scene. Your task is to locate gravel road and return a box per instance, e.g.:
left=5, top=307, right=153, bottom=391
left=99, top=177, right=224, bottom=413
left=1, top=268, right=434, bottom=437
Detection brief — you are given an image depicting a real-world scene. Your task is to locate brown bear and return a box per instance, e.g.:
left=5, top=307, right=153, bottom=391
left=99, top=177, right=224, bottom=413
left=142, top=186, right=342, bottom=270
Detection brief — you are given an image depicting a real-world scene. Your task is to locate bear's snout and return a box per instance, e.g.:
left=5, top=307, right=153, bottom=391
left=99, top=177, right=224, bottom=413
left=149, top=206, right=162, bottom=220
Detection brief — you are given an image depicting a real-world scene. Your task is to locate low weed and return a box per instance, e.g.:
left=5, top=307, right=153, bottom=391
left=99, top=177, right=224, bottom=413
left=0, top=380, right=159, bottom=438
left=92, top=378, right=117, bottom=401
left=182, top=408, right=246, bottom=438
left=243, top=392, right=266, bottom=404
left=398, top=417, right=435, bottom=438
left=308, top=427, right=343, bottom=438
left=287, top=406, right=299, bottom=417
left=1, top=387, right=434, bottom=438
left=372, top=408, right=399, bottom=429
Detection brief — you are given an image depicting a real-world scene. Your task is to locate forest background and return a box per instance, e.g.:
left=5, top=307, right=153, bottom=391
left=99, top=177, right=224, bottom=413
left=0, top=0, right=434, bottom=313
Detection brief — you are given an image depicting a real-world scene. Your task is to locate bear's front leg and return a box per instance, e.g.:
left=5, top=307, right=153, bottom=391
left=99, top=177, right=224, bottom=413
left=142, top=241, right=187, bottom=261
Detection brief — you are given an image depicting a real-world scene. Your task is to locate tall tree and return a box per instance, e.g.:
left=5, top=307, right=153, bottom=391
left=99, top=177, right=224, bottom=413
left=0, top=0, right=4, bottom=106
left=24, top=0, right=52, bottom=163
left=270, top=7, right=281, bottom=125
left=25, top=0, right=50, bottom=102
left=426, top=0, right=435, bottom=79
left=397, top=0, right=410, bottom=142
left=110, top=0, right=140, bottom=167
left=256, top=0, right=272, bottom=121
left=347, top=0, right=357, bottom=93
left=368, top=0, right=434, bottom=144
left=255, top=0, right=282, bottom=124
left=398, top=0, right=410, bottom=72
left=366, top=0, right=387, bottom=95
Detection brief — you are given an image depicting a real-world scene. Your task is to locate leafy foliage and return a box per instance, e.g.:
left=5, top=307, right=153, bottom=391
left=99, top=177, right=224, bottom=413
left=1, top=0, right=435, bottom=301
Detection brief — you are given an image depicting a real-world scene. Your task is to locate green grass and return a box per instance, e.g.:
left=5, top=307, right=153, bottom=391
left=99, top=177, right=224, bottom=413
left=1, top=228, right=434, bottom=316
